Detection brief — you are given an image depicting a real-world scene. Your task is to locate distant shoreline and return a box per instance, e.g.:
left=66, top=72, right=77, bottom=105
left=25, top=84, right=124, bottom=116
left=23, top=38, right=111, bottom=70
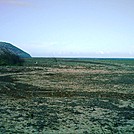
left=31, top=57, right=134, bottom=60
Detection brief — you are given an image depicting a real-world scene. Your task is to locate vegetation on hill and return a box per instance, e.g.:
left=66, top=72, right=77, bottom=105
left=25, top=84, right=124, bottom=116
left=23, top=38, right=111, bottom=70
left=0, top=49, right=24, bottom=65
left=0, top=42, right=31, bottom=58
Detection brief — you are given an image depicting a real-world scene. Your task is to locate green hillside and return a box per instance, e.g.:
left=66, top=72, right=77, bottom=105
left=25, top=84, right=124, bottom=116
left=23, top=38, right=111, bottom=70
left=0, top=42, right=31, bottom=58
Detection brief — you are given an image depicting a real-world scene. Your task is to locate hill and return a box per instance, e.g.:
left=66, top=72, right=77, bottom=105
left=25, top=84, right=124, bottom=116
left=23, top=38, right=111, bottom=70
left=0, top=42, right=31, bottom=58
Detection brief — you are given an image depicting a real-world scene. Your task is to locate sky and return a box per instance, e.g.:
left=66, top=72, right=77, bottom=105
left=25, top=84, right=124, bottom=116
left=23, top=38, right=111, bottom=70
left=0, top=0, right=134, bottom=58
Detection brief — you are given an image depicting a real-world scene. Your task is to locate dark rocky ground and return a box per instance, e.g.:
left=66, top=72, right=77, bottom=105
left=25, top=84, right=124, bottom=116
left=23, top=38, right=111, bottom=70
left=0, top=58, right=134, bottom=133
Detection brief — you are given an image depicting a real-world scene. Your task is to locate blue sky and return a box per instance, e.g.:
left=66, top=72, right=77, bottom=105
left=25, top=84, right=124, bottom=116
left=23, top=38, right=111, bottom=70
left=0, top=0, right=134, bottom=57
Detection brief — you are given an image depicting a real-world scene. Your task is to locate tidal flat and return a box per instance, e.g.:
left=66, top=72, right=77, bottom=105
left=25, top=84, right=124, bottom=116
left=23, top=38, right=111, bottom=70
left=0, top=58, right=134, bottom=133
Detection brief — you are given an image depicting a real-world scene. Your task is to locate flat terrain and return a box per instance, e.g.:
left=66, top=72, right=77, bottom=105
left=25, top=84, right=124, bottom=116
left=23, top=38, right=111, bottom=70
left=0, top=58, right=134, bottom=133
